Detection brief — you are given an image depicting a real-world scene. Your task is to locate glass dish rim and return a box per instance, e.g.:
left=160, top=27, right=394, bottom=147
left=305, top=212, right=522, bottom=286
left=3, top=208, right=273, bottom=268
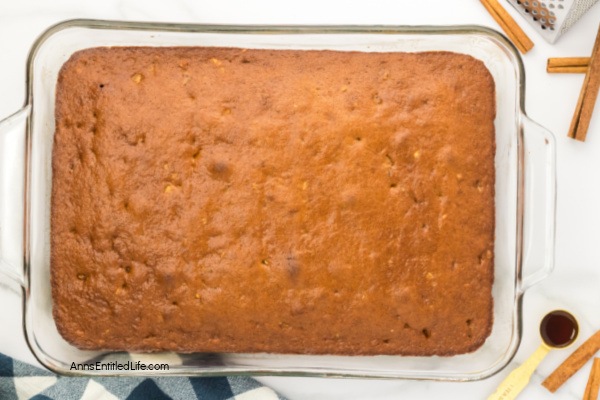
left=22, top=19, right=526, bottom=109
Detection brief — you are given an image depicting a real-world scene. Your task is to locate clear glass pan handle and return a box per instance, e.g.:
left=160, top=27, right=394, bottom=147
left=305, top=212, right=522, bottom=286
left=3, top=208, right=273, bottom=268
left=0, top=106, right=29, bottom=288
left=520, top=115, right=557, bottom=292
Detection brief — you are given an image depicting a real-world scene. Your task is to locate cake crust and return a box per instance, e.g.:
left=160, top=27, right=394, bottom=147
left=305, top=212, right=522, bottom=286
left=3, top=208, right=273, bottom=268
left=51, top=47, right=496, bottom=355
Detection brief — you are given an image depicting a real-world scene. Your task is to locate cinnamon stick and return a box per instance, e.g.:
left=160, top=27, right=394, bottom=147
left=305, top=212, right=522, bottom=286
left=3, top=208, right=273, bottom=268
left=479, top=0, right=534, bottom=54
left=542, top=330, right=600, bottom=393
left=583, top=358, right=600, bottom=400
left=568, top=25, right=600, bottom=142
left=547, top=57, right=590, bottom=74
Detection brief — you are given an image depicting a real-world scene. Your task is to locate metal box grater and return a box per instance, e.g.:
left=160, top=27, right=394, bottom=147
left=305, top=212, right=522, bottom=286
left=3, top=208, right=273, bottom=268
left=507, top=0, right=599, bottom=43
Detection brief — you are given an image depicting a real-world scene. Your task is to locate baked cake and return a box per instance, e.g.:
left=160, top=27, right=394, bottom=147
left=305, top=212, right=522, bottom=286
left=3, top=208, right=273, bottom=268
left=51, top=47, right=496, bottom=355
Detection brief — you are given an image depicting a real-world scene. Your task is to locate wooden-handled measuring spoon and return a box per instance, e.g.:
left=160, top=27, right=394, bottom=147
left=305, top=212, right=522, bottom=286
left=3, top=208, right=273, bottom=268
left=488, top=310, right=579, bottom=400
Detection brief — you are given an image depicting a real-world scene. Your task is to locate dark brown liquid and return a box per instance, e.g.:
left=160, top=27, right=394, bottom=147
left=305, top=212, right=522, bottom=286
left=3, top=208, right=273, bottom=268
left=540, top=310, right=578, bottom=348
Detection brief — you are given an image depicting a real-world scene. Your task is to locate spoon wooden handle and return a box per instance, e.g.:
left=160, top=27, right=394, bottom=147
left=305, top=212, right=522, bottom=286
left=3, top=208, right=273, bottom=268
left=488, top=345, right=550, bottom=400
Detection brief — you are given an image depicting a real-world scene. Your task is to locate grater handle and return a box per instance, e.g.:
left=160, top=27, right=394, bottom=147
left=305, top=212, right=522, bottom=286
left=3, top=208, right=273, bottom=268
left=0, top=106, right=30, bottom=288
left=520, top=115, right=556, bottom=292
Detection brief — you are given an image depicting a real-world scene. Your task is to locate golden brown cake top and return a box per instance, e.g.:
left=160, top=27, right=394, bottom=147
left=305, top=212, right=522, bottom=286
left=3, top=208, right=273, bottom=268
left=51, top=47, right=495, bottom=355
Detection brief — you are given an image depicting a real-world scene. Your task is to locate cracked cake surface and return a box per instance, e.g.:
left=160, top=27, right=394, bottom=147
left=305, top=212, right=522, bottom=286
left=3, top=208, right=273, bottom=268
left=51, top=47, right=495, bottom=355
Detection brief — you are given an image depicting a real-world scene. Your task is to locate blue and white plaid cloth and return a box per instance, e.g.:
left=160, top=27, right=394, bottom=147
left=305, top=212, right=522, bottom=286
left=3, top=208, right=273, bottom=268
left=0, top=353, right=286, bottom=400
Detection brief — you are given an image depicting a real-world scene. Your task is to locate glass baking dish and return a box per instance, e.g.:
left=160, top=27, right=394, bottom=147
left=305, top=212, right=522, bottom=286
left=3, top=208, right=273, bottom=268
left=0, top=20, right=556, bottom=380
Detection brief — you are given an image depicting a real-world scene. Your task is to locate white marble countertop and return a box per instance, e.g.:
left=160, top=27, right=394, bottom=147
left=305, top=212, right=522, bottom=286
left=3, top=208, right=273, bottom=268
left=1, top=1, right=600, bottom=399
